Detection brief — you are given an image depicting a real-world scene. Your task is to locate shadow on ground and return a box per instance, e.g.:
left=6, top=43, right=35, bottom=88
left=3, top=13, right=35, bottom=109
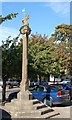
left=0, top=108, right=12, bottom=120
left=52, top=101, right=72, bottom=108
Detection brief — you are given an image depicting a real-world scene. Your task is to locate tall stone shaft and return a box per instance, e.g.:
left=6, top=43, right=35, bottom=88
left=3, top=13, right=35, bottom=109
left=22, top=34, right=28, bottom=91
left=20, top=14, right=31, bottom=91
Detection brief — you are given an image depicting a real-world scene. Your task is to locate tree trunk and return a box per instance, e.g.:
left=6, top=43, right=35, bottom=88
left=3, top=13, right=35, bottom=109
left=39, top=76, right=41, bottom=84
left=2, top=78, right=6, bottom=105
left=37, top=74, right=41, bottom=85
left=47, top=73, right=50, bottom=82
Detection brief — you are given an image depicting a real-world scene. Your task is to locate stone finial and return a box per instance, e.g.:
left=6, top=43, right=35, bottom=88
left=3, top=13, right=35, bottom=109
left=22, top=14, right=30, bottom=26
left=20, top=14, right=31, bottom=35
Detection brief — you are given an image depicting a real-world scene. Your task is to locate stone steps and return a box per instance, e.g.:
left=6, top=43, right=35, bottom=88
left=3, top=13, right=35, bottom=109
left=38, top=107, right=54, bottom=115
left=11, top=98, right=40, bottom=105
left=5, top=103, right=55, bottom=117
left=11, top=110, right=60, bottom=118
left=5, top=99, right=41, bottom=111
left=31, top=99, right=41, bottom=104
left=33, top=103, right=47, bottom=109
left=10, top=107, right=53, bottom=117
left=41, top=111, right=60, bottom=118
left=5, top=101, right=46, bottom=112
left=2, top=110, right=60, bottom=119
left=2, top=98, right=59, bottom=119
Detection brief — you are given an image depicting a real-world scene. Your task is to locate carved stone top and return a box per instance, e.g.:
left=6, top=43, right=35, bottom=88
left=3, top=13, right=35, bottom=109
left=20, top=14, right=31, bottom=35
left=22, top=14, right=29, bottom=26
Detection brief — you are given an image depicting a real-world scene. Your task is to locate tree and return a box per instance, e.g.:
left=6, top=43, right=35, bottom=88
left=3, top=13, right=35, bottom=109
left=28, top=33, right=61, bottom=81
left=28, top=33, right=49, bottom=80
left=2, top=36, right=22, bottom=79
left=0, top=13, right=18, bottom=24
left=50, top=24, right=72, bottom=79
left=28, top=24, right=72, bottom=80
left=2, top=35, right=22, bottom=103
left=0, top=12, right=18, bottom=104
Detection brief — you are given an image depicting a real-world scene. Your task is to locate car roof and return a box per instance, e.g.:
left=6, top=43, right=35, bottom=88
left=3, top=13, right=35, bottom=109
left=50, top=84, right=64, bottom=85
left=63, top=79, right=70, bottom=81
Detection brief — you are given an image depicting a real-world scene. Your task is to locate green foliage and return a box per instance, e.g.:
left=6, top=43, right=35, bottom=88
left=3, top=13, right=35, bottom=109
left=0, top=13, right=18, bottom=24
left=28, top=33, right=49, bottom=78
left=2, top=36, right=22, bottom=80
left=1, top=24, right=72, bottom=81
left=50, top=24, right=72, bottom=79
left=0, top=12, right=19, bottom=103
left=51, top=24, right=72, bottom=42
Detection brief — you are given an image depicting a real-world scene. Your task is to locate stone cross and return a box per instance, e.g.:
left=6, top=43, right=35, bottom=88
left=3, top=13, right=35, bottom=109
left=22, top=14, right=29, bottom=26
left=20, top=14, right=31, bottom=91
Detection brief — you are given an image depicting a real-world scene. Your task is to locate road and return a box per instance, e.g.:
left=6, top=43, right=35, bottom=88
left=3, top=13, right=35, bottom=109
left=0, top=87, right=72, bottom=118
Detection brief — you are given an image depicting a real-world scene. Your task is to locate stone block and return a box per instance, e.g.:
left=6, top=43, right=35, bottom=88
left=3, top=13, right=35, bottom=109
left=17, top=90, right=32, bottom=100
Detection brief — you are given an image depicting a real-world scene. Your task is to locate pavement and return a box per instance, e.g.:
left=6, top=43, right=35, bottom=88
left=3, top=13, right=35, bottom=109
left=52, top=104, right=71, bottom=118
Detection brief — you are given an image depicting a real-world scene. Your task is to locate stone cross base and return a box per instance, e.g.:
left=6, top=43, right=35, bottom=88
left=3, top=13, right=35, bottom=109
left=17, top=90, right=32, bottom=100
left=2, top=97, right=59, bottom=119
left=2, top=90, right=59, bottom=119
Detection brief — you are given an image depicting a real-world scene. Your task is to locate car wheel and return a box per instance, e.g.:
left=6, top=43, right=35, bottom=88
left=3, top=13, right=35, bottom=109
left=46, top=98, right=53, bottom=107
left=43, top=98, right=47, bottom=105
left=49, top=98, right=53, bottom=107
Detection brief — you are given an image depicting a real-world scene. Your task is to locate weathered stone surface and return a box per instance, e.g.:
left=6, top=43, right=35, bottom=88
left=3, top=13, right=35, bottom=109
left=17, top=90, right=32, bottom=100
left=20, top=14, right=31, bottom=91
left=1, top=98, right=59, bottom=118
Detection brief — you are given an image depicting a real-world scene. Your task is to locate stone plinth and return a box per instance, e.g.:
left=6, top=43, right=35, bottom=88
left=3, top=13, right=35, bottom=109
left=17, top=90, right=32, bottom=100
left=3, top=98, right=59, bottom=119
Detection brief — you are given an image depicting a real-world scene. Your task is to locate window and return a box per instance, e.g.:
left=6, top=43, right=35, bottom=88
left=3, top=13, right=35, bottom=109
left=36, top=86, right=44, bottom=91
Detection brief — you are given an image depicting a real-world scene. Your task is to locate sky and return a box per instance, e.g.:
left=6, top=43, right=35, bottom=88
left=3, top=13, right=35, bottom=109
left=0, top=1, right=71, bottom=45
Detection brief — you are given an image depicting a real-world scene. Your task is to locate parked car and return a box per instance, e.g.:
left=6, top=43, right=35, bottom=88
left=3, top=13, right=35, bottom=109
left=30, top=81, right=39, bottom=87
left=29, top=85, right=70, bottom=107
left=16, top=80, right=21, bottom=84
left=40, top=80, right=48, bottom=87
left=62, top=79, right=71, bottom=85
left=30, top=80, right=48, bottom=87
left=7, top=91, right=20, bottom=102
left=6, top=79, right=20, bottom=88
left=50, top=83, right=72, bottom=100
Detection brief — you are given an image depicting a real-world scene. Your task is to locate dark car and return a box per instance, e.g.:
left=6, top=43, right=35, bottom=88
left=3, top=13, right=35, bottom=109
left=29, top=85, right=70, bottom=107
left=7, top=91, right=20, bottom=102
